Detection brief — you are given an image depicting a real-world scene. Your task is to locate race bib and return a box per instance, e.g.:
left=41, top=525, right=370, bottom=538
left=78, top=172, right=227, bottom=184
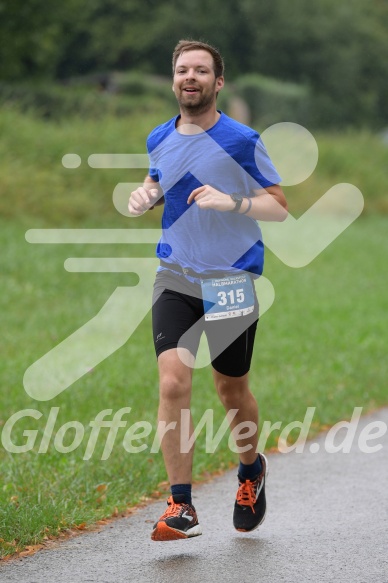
left=201, top=273, right=255, bottom=321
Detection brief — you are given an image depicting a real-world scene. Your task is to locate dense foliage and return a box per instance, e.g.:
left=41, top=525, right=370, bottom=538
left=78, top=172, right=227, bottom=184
left=0, top=0, right=387, bottom=128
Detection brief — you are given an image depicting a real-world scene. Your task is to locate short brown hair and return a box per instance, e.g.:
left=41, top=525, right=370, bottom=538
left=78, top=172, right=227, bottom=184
left=172, top=39, right=225, bottom=79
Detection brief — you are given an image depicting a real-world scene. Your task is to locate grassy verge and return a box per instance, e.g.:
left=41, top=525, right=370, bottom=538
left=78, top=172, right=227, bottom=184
left=1, top=215, right=387, bottom=557
left=0, top=107, right=387, bottom=557
left=0, top=106, right=387, bottom=226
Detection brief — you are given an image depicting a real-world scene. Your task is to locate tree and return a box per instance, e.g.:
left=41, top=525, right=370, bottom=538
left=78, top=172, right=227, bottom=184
left=1, top=0, right=387, bottom=127
left=0, top=0, right=81, bottom=80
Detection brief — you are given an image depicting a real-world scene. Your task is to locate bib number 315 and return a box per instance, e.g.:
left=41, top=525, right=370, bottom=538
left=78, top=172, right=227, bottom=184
left=217, top=288, right=245, bottom=306
left=201, top=273, right=255, bottom=321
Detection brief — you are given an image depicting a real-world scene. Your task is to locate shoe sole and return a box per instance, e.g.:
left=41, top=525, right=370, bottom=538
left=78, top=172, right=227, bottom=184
left=234, top=453, right=269, bottom=533
left=151, top=522, right=202, bottom=541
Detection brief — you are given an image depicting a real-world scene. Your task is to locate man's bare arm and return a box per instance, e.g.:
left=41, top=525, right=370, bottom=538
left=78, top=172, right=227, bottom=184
left=144, top=176, right=164, bottom=208
left=128, top=175, right=164, bottom=216
left=187, top=183, right=288, bottom=222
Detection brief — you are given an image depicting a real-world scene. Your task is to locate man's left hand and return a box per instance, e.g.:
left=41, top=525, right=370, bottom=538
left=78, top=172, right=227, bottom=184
left=187, top=185, right=234, bottom=211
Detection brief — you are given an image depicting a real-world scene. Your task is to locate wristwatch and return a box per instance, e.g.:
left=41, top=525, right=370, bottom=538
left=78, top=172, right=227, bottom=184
left=230, top=193, right=244, bottom=213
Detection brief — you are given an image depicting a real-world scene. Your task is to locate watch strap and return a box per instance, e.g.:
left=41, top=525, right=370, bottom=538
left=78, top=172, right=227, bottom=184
left=241, top=197, right=252, bottom=215
left=230, top=193, right=243, bottom=212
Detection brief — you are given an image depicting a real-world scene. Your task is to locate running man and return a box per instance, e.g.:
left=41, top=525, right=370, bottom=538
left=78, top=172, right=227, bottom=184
left=128, top=39, right=288, bottom=541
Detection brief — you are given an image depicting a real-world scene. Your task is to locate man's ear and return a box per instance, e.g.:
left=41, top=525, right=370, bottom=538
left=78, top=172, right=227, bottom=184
left=216, top=76, right=225, bottom=92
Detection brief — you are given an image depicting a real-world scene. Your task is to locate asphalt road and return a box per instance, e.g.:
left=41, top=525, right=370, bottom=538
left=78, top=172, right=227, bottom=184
left=1, top=408, right=388, bottom=583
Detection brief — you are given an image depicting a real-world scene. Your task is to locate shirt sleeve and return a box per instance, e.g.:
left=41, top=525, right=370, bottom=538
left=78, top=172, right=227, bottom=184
left=242, top=132, right=282, bottom=189
left=146, top=135, right=159, bottom=182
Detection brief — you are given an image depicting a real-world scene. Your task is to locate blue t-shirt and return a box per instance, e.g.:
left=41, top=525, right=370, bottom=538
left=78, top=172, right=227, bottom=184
left=147, top=111, right=281, bottom=279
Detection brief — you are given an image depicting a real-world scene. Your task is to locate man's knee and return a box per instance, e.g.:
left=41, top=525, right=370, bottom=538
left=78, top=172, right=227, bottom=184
left=158, top=349, right=193, bottom=401
left=214, top=373, right=250, bottom=406
left=159, top=371, right=191, bottom=401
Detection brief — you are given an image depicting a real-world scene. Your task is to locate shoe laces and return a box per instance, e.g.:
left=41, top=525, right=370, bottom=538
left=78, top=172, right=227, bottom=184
left=236, top=478, right=259, bottom=513
left=159, top=496, right=187, bottom=520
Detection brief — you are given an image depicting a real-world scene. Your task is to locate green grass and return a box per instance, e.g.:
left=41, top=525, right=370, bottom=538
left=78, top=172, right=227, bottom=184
left=1, top=216, right=387, bottom=557
left=284, top=129, right=388, bottom=216
left=0, top=104, right=174, bottom=228
left=0, top=106, right=387, bottom=227
left=0, top=106, right=387, bottom=557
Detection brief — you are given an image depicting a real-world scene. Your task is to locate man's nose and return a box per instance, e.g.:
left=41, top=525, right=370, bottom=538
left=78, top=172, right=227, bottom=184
left=185, top=69, right=196, bottom=79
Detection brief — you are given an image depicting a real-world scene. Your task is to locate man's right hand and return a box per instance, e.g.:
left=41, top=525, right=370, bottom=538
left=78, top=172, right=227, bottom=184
left=128, top=187, right=160, bottom=216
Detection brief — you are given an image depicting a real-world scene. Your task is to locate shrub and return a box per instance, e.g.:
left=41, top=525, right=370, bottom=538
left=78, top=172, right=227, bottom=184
left=233, top=73, right=311, bottom=128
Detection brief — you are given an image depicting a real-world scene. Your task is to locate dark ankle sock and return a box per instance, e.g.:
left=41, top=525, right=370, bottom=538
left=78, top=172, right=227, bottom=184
left=171, top=484, right=192, bottom=505
left=238, top=455, right=262, bottom=481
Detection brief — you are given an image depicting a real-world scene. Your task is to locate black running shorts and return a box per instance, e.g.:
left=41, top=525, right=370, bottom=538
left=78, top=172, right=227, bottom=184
left=152, top=270, right=259, bottom=377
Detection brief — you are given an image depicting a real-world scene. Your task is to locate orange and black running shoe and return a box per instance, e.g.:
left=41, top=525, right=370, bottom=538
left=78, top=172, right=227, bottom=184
left=233, top=453, right=269, bottom=532
left=151, top=494, right=202, bottom=541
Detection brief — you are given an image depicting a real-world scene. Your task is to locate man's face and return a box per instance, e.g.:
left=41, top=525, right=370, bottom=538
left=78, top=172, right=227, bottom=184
left=173, top=49, right=224, bottom=114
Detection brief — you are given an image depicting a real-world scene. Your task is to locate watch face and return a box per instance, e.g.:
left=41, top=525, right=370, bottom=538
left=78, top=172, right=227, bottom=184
left=230, top=193, right=244, bottom=212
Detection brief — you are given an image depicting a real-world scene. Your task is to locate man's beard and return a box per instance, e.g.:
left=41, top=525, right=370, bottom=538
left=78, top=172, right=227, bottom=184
left=177, top=86, right=217, bottom=116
